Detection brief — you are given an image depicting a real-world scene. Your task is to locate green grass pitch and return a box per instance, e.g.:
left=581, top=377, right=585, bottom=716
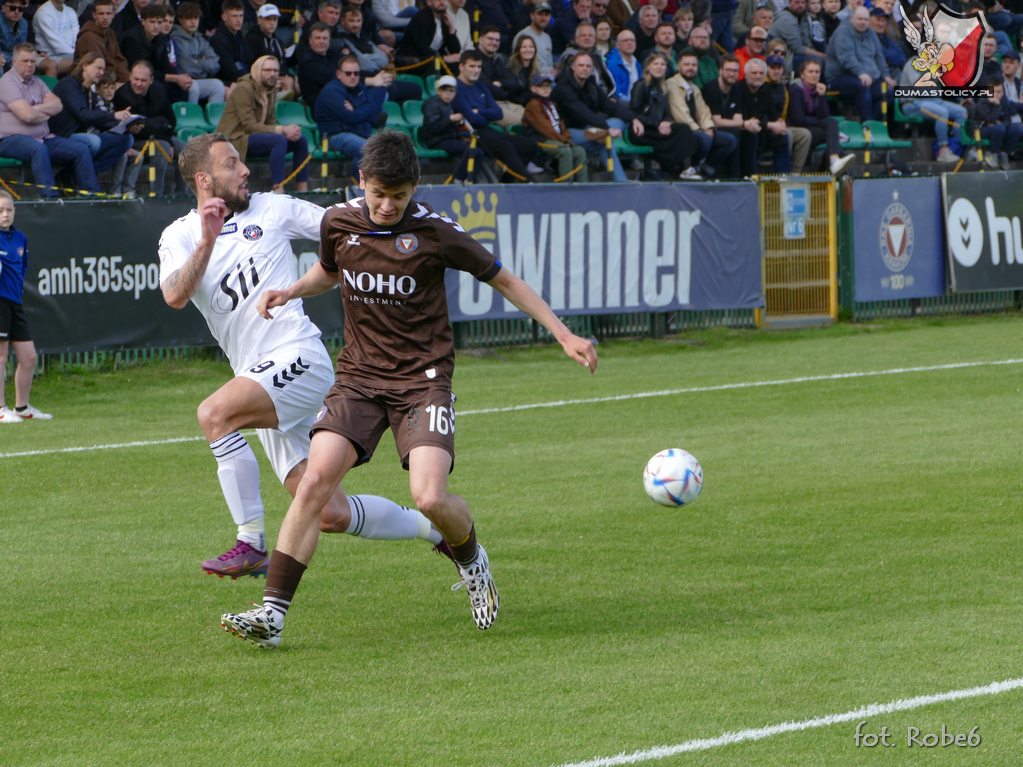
left=5, top=314, right=1023, bottom=766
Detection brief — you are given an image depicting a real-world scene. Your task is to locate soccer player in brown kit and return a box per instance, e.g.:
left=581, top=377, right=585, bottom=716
left=221, top=130, right=598, bottom=647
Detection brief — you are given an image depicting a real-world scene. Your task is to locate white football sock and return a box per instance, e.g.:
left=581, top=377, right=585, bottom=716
left=237, top=519, right=266, bottom=552
left=346, top=495, right=443, bottom=543
left=210, top=432, right=264, bottom=528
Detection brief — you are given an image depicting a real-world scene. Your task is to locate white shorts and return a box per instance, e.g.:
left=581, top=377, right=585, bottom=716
left=238, top=338, right=334, bottom=483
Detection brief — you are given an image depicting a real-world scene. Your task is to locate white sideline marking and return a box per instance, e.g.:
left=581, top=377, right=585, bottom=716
left=4, top=358, right=1022, bottom=459
left=551, top=677, right=1023, bottom=767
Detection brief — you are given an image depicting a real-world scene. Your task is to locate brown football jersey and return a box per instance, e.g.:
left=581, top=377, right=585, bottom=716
left=319, top=196, right=502, bottom=390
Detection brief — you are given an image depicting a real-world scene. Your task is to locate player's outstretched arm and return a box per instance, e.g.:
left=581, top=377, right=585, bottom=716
left=258, top=262, right=339, bottom=319
left=487, top=267, right=598, bottom=374
left=162, top=198, right=226, bottom=309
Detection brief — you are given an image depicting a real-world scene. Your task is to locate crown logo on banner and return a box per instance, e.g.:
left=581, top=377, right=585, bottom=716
left=449, top=191, right=499, bottom=248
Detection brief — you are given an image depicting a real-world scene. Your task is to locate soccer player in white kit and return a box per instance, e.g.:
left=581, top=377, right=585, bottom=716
left=159, top=133, right=450, bottom=578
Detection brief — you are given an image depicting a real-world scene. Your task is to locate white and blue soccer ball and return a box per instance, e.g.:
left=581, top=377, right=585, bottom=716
left=643, top=449, right=703, bottom=507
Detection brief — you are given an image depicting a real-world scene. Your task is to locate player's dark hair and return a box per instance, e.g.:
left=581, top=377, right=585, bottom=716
left=460, top=48, right=483, bottom=64
left=359, top=130, right=420, bottom=189
left=179, top=133, right=232, bottom=194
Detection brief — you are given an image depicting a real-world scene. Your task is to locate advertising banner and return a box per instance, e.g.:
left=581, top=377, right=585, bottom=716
left=19, top=197, right=342, bottom=355
left=852, top=176, right=946, bottom=302
left=416, top=183, right=764, bottom=322
left=943, top=171, right=1023, bottom=292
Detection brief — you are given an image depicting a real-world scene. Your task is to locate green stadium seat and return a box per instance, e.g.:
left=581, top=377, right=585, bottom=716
left=205, top=101, right=226, bottom=128
left=612, top=135, right=654, bottom=155
left=411, top=126, right=449, bottom=158
left=960, top=125, right=990, bottom=147
left=177, top=126, right=210, bottom=143
left=276, top=100, right=317, bottom=132
left=401, top=100, right=424, bottom=127
left=38, top=75, right=57, bottom=89
left=383, top=100, right=411, bottom=129
left=424, top=75, right=436, bottom=96
left=862, top=120, right=912, bottom=149
left=395, top=73, right=425, bottom=92
left=893, top=98, right=925, bottom=124
left=172, top=102, right=214, bottom=135
left=837, top=120, right=867, bottom=150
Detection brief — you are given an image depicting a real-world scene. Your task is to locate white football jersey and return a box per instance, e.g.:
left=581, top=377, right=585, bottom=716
left=159, top=193, right=326, bottom=375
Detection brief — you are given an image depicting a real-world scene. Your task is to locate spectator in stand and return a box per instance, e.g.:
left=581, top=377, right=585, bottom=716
left=299, top=23, right=338, bottom=108
left=550, top=0, right=591, bottom=57
left=978, top=33, right=1001, bottom=85
left=868, top=6, right=905, bottom=80
left=824, top=6, right=894, bottom=121
left=512, top=1, right=554, bottom=72
left=984, top=0, right=1023, bottom=45
left=373, top=0, right=417, bottom=32
left=446, top=0, right=475, bottom=53
left=559, top=22, right=616, bottom=93
left=121, top=4, right=191, bottom=103
left=421, top=73, right=496, bottom=182
left=49, top=52, right=133, bottom=182
left=686, top=24, right=719, bottom=87
left=666, top=48, right=738, bottom=179
left=633, top=5, right=660, bottom=59
left=896, top=56, right=965, bottom=163
left=313, top=53, right=385, bottom=175
left=651, top=23, right=677, bottom=74
left=211, top=0, right=255, bottom=87
left=0, top=43, right=99, bottom=197
left=1001, top=50, right=1023, bottom=115
left=771, top=0, right=821, bottom=74
left=701, top=53, right=758, bottom=176
left=476, top=25, right=525, bottom=127
left=112, top=59, right=186, bottom=195
left=0, top=0, right=28, bottom=74
left=629, top=50, right=696, bottom=176
left=394, top=0, right=461, bottom=76
left=733, top=0, right=774, bottom=44
left=75, top=0, right=129, bottom=83
left=741, top=57, right=791, bottom=171
left=735, top=25, right=767, bottom=79
left=806, top=0, right=828, bottom=55
left=172, top=2, right=225, bottom=100
left=835, top=0, right=862, bottom=22
left=218, top=55, right=310, bottom=192
left=968, top=76, right=1021, bottom=169
left=623, top=0, right=668, bottom=33
left=114, top=0, right=148, bottom=38
left=453, top=49, right=539, bottom=181
left=590, top=0, right=612, bottom=32
left=245, top=4, right=287, bottom=64
left=160, top=4, right=226, bottom=104
left=710, top=0, right=738, bottom=51
left=296, top=0, right=343, bottom=61
left=522, top=71, right=588, bottom=181
left=787, top=57, right=854, bottom=173
left=819, top=0, right=841, bottom=42
left=551, top=51, right=629, bottom=181
left=345, top=0, right=393, bottom=50
left=673, top=7, right=694, bottom=49
left=594, top=18, right=613, bottom=55
left=506, top=33, right=541, bottom=103
left=31, top=0, right=76, bottom=76
left=606, top=28, right=642, bottom=98
left=764, top=52, right=811, bottom=171
left=604, top=0, right=632, bottom=29
left=337, top=4, right=418, bottom=103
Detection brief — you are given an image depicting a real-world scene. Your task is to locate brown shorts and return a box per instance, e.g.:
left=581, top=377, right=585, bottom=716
left=313, top=380, right=457, bottom=471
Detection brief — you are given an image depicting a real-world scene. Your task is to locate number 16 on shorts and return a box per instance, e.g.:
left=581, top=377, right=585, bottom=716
left=425, top=402, right=454, bottom=435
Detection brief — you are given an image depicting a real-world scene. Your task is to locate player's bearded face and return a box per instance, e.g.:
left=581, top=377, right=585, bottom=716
left=211, top=171, right=250, bottom=212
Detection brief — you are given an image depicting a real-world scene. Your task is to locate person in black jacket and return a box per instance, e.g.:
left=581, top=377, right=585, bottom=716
left=477, top=25, right=525, bottom=126
left=969, top=77, right=1023, bottom=169
left=49, top=52, right=132, bottom=179
left=740, top=57, right=791, bottom=173
left=421, top=74, right=495, bottom=181
left=628, top=51, right=696, bottom=176
left=210, top=0, right=255, bottom=87
left=394, top=0, right=462, bottom=76
left=551, top=51, right=629, bottom=180
left=120, top=4, right=192, bottom=102
left=112, top=60, right=186, bottom=195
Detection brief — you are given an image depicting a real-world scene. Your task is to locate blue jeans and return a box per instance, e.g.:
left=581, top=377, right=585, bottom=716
left=569, top=118, right=628, bottom=182
left=70, top=132, right=133, bottom=173
left=327, top=132, right=368, bottom=174
left=901, top=99, right=967, bottom=144
left=711, top=10, right=735, bottom=53
left=827, top=74, right=894, bottom=121
left=692, top=129, right=738, bottom=176
left=980, top=123, right=1023, bottom=154
left=0, top=133, right=99, bottom=197
left=247, top=132, right=310, bottom=185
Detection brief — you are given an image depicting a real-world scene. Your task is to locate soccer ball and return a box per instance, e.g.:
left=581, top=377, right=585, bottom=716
left=643, top=449, right=703, bottom=507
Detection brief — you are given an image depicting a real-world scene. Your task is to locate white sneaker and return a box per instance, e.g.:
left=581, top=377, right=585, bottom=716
left=0, top=406, right=24, bottom=423
left=679, top=167, right=703, bottom=180
left=18, top=404, right=53, bottom=420
left=936, top=146, right=961, bottom=163
left=526, top=162, right=544, bottom=175
left=985, top=153, right=1000, bottom=169
left=829, top=153, right=855, bottom=175
left=452, top=544, right=499, bottom=630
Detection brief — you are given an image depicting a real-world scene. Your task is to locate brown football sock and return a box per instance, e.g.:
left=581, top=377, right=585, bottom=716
left=263, top=550, right=307, bottom=619
left=449, top=523, right=478, bottom=568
